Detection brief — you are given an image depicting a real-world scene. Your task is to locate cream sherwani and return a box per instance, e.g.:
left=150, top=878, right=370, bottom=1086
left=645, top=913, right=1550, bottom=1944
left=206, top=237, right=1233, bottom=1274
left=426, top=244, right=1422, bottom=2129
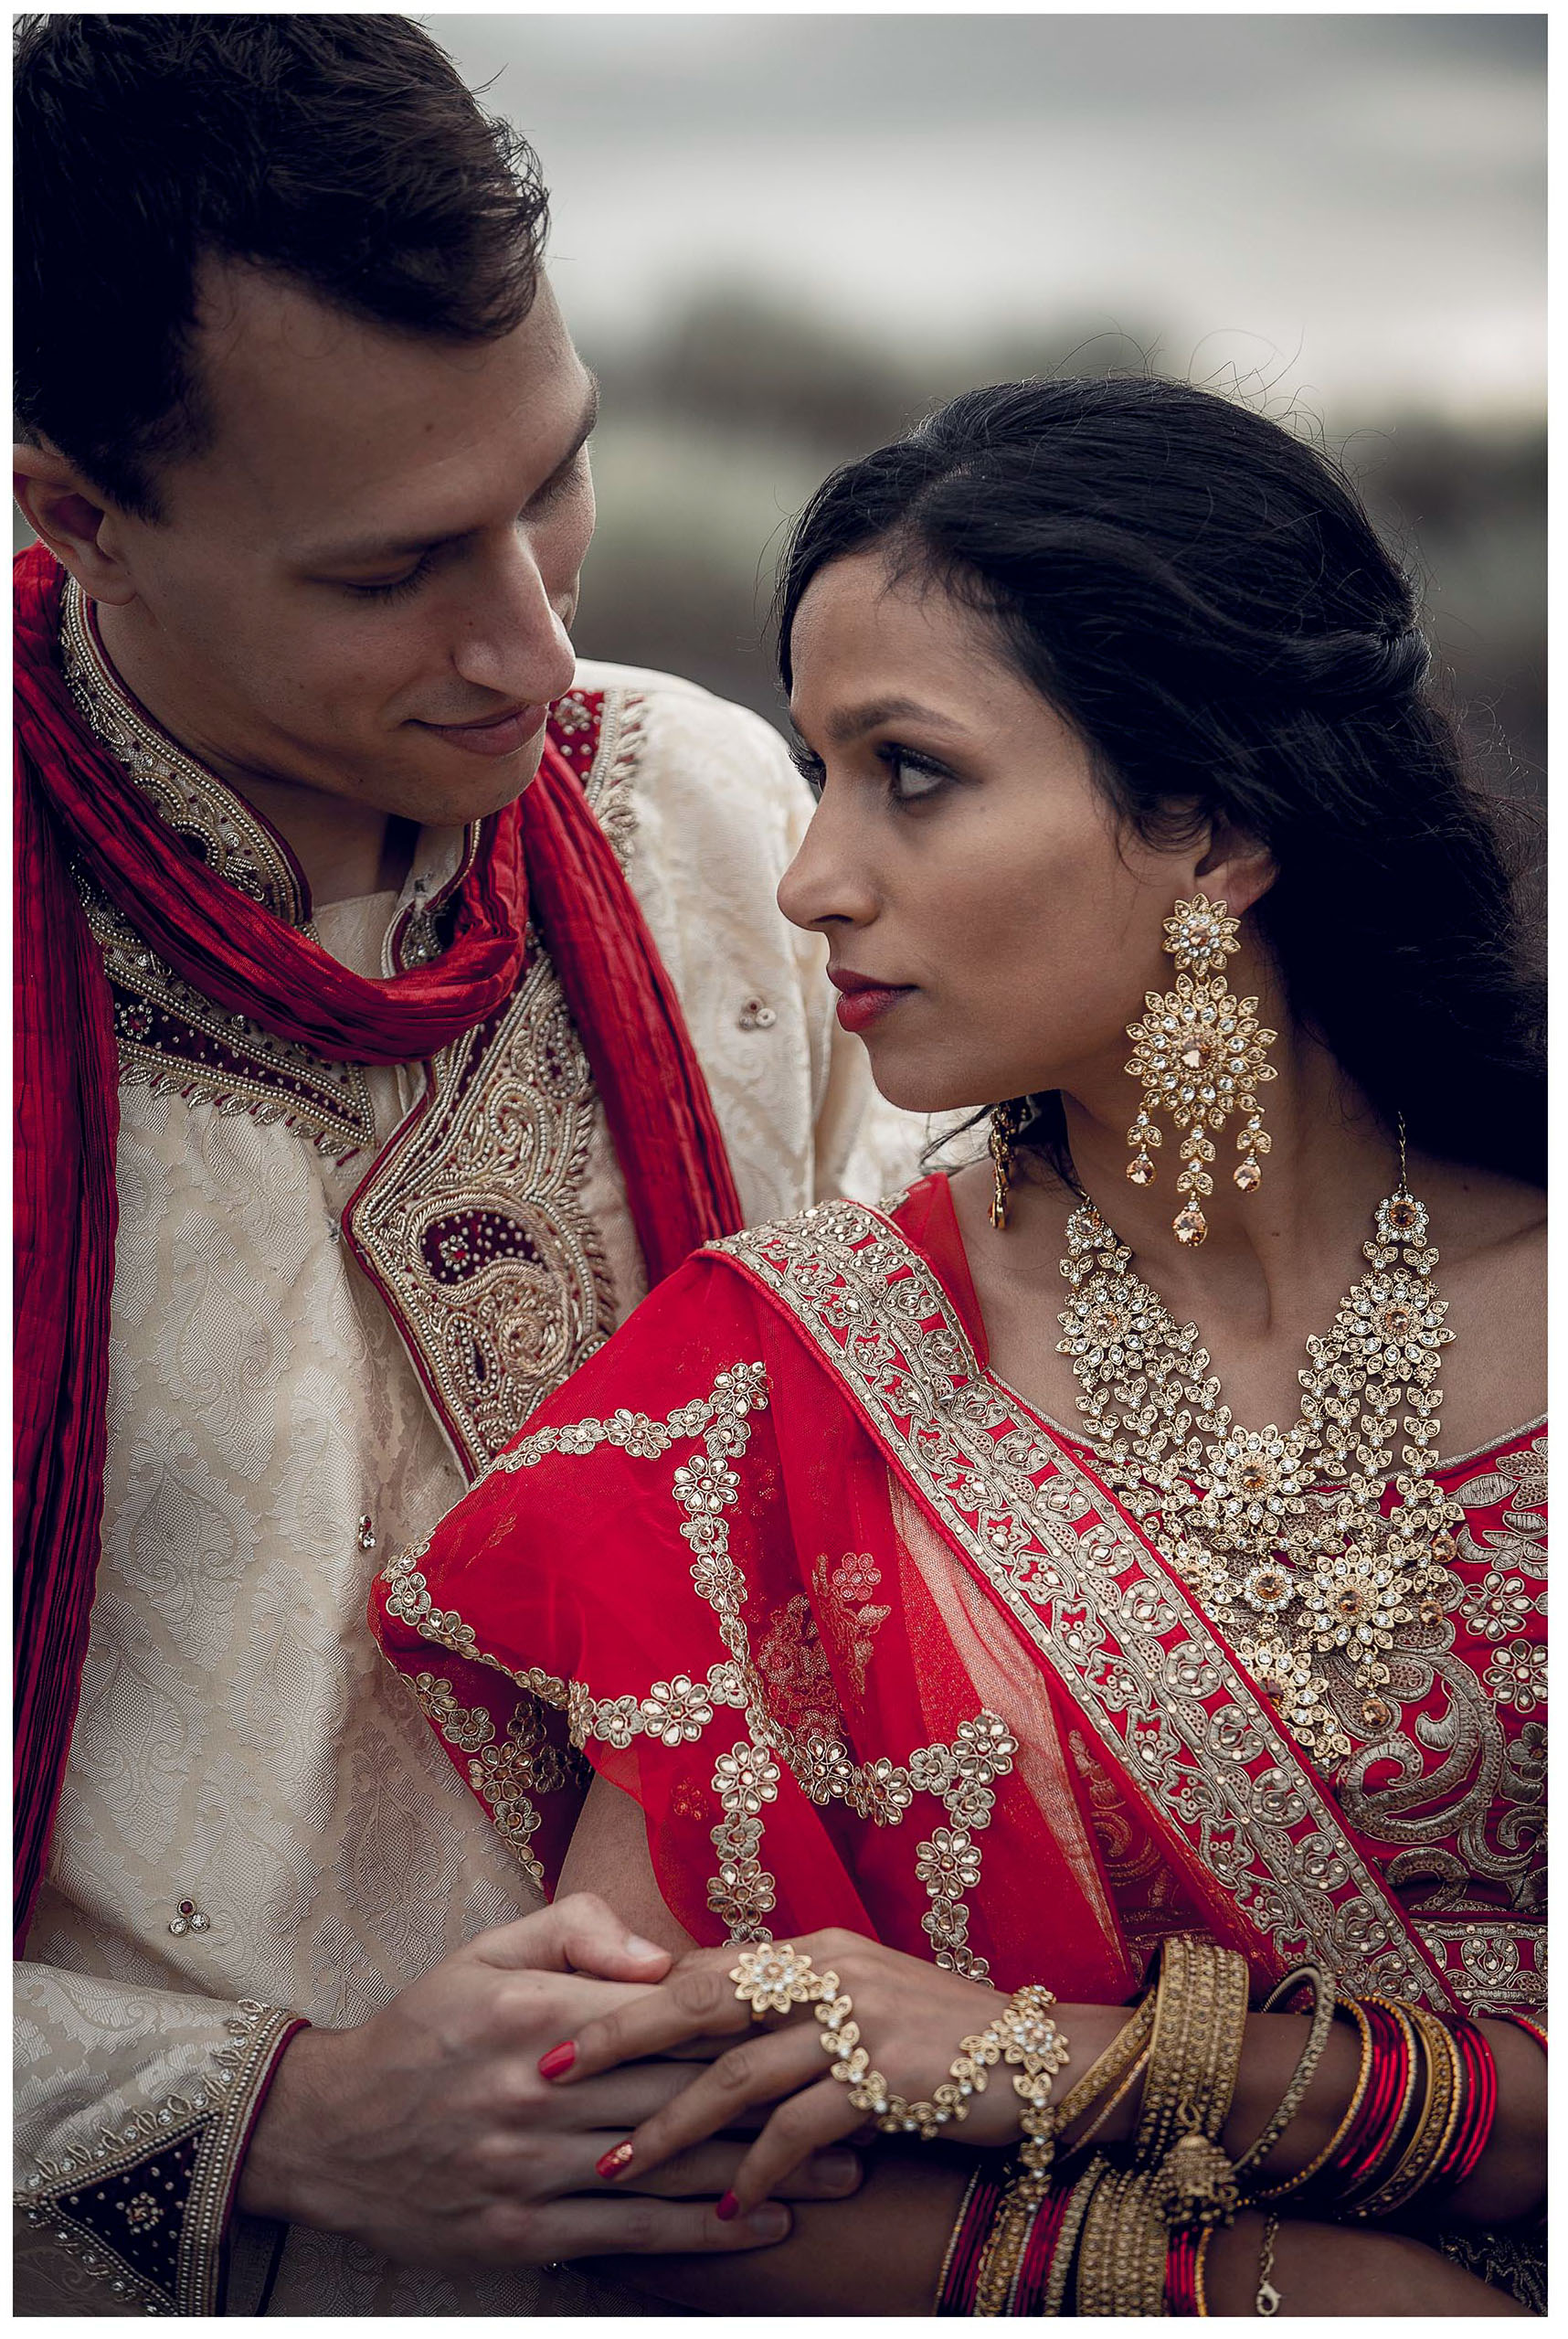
left=16, top=639, right=924, bottom=2316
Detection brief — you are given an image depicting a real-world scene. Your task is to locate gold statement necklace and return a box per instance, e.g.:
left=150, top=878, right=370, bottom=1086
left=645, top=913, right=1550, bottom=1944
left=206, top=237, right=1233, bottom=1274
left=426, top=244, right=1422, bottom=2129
left=1056, top=1179, right=1465, bottom=1766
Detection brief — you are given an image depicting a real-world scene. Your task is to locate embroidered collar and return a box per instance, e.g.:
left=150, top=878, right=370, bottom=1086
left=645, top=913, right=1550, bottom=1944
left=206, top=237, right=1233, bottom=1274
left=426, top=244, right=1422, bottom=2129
left=58, top=573, right=469, bottom=953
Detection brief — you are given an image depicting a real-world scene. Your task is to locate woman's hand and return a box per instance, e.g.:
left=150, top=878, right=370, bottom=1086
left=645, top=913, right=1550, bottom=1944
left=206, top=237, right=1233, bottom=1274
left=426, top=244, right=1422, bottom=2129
left=542, top=1928, right=1054, bottom=2217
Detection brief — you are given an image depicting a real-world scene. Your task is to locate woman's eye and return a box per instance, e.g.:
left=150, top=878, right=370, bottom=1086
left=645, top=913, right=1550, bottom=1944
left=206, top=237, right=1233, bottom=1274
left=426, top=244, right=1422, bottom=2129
left=881, top=747, right=950, bottom=803
left=789, top=743, right=826, bottom=797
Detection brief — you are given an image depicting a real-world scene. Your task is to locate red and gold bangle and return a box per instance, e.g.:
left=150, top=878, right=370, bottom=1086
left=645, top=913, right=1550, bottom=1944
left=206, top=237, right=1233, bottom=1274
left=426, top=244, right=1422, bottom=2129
left=1497, top=2011, right=1548, bottom=2057
left=1319, top=1996, right=1418, bottom=2214
left=1192, top=2226, right=1215, bottom=2316
left=935, top=2165, right=1006, bottom=2315
left=1428, top=2016, right=1499, bottom=2199
left=1348, top=2006, right=1459, bottom=2220
left=1010, top=2178, right=1074, bottom=2313
left=1166, top=2228, right=1203, bottom=2315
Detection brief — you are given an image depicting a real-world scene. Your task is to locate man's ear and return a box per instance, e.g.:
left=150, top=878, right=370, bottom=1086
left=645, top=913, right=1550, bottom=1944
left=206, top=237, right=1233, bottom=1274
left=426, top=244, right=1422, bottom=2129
left=14, top=441, right=140, bottom=604
left=1192, top=815, right=1277, bottom=924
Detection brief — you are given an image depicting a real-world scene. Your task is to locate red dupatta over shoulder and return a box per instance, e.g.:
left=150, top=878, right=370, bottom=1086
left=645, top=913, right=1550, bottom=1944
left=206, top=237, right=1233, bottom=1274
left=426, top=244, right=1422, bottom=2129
left=376, top=1182, right=1542, bottom=2017
left=14, top=542, right=742, bottom=1948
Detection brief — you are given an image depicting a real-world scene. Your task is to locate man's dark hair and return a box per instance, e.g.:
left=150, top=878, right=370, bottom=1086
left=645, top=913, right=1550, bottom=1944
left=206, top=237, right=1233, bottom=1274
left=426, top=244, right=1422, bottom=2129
left=14, top=13, right=550, bottom=516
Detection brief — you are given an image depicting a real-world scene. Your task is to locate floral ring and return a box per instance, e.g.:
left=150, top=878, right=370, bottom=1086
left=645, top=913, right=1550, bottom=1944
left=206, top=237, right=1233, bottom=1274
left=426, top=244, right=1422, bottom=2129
left=728, top=1942, right=838, bottom=2017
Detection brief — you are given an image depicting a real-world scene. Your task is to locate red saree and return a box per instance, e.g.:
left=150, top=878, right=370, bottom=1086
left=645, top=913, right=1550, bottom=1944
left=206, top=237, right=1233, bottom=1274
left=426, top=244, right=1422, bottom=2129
left=374, top=1176, right=1545, bottom=2022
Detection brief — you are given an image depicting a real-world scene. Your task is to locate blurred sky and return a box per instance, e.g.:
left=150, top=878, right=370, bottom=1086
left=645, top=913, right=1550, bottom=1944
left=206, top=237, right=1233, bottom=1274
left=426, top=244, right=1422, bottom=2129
left=426, top=11, right=1544, bottom=424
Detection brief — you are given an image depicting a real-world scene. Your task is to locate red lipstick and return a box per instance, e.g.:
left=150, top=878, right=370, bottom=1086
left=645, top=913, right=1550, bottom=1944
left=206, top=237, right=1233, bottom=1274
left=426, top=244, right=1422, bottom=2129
left=829, top=967, right=916, bottom=1035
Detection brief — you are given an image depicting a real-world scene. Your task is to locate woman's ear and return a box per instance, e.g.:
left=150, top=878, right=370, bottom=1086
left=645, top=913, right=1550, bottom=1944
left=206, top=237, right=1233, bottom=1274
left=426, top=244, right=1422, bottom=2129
left=1192, top=815, right=1277, bottom=922
left=13, top=442, right=140, bottom=605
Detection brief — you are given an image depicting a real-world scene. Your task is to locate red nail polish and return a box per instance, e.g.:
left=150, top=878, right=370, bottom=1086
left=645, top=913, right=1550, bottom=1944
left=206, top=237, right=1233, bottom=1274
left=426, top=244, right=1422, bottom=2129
left=596, top=2141, right=634, bottom=2180
left=715, top=2191, right=739, bottom=2223
left=537, top=2041, right=576, bottom=2080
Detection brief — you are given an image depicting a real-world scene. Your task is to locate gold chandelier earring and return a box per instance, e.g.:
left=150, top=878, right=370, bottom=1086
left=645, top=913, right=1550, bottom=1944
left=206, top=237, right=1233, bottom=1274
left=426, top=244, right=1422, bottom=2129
left=988, top=1097, right=1031, bottom=1230
left=1122, top=895, right=1277, bottom=1249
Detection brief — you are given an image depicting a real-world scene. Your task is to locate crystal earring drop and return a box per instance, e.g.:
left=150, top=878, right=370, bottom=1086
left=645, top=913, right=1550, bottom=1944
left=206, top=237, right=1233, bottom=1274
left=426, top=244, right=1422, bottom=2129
left=988, top=1099, right=1029, bottom=1230
left=1122, top=894, right=1277, bottom=1248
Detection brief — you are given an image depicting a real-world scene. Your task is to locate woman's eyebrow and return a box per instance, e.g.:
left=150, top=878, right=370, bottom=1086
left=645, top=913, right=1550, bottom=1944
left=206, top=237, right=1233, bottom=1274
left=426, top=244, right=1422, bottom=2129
left=821, top=696, right=967, bottom=746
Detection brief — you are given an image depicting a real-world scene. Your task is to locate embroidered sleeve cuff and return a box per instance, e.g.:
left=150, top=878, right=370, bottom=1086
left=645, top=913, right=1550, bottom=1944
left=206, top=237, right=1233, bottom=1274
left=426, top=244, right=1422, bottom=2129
left=16, top=2000, right=308, bottom=2315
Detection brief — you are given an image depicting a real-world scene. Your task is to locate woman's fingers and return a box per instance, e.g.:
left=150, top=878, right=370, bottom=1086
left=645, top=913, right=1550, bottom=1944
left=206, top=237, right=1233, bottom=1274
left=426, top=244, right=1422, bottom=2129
left=716, top=2079, right=860, bottom=2217
left=551, top=1949, right=757, bottom=2081
left=605, top=2022, right=842, bottom=2186
left=615, top=2137, right=862, bottom=2205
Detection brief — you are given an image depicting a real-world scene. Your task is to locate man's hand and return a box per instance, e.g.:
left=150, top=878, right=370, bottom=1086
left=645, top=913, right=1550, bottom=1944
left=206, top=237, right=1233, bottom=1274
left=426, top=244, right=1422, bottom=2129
left=238, top=1894, right=855, bottom=2269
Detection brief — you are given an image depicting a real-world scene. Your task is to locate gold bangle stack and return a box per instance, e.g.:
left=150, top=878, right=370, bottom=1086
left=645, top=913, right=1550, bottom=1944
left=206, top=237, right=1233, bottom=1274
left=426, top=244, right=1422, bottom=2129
left=1134, top=1934, right=1251, bottom=2231
left=1075, top=2162, right=1167, bottom=2315
left=974, top=2158, right=1045, bottom=2316
left=1041, top=2157, right=1112, bottom=2317
left=1054, top=1994, right=1157, bottom=2154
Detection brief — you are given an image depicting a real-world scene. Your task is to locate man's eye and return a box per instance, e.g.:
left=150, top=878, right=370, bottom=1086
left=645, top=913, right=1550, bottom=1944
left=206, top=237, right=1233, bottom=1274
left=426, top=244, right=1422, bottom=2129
left=337, top=554, right=437, bottom=602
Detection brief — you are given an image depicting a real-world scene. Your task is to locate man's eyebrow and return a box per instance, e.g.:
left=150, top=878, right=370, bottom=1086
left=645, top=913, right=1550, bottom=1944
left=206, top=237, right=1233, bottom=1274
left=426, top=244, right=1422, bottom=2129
left=299, top=374, right=600, bottom=569
left=820, top=696, right=967, bottom=747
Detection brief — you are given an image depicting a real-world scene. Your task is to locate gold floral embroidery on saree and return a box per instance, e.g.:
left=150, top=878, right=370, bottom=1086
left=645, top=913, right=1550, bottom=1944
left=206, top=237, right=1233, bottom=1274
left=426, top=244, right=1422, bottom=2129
left=383, top=1363, right=1015, bottom=1964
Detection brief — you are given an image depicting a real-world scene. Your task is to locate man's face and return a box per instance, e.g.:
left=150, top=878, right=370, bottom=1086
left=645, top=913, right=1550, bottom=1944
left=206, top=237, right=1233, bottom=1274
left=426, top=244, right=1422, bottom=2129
left=95, top=260, right=597, bottom=824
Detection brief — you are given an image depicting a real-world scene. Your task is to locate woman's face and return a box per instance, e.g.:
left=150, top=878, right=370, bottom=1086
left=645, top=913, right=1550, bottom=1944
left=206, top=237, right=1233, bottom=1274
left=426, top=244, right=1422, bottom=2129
left=779, top=550, right=1207, bottom=1116
left=785, top=557, right=1214, bottom=1122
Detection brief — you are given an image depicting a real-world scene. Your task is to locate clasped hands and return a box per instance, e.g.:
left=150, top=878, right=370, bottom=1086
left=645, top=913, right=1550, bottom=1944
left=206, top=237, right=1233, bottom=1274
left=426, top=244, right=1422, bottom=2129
left=238, top=1895, right=863, bottom=2271
left=543, top=1926, right=1046, bottom=2222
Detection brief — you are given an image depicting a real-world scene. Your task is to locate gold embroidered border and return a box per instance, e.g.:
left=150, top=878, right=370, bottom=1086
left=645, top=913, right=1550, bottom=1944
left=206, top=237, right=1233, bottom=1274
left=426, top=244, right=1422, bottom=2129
left=710, top=1201, right=1457, bottom=2010
left=15, top=2000, right=301, bottom=2314
left=384, top=1365, right=1014, bottom=1962
left=342, top=686, right=652, bottom=1475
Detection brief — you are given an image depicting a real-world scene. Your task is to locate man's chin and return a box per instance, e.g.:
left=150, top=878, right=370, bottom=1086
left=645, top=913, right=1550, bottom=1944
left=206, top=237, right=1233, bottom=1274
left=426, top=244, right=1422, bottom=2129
left=397, top=728, right=549, bottom=824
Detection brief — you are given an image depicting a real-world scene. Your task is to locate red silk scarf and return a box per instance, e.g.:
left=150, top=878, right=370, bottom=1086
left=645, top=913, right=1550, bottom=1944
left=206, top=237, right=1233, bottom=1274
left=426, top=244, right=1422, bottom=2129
left=14, top=541, right=743, bottom=1947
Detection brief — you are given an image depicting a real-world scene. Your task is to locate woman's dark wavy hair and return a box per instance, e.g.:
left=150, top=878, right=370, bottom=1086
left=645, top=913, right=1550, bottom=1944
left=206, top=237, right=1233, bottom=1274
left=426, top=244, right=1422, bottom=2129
left=778, top=377, right=1544, bottom=1188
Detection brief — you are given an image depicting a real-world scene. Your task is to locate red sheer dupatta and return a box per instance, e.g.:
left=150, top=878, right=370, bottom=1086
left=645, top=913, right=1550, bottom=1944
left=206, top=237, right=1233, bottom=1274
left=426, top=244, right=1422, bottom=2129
left=375, top=1193, right=1157, bottom=2003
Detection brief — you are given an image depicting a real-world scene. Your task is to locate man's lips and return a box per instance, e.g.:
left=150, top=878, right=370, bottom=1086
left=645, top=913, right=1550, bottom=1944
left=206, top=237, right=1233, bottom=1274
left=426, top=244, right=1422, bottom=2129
left=415, top=702, right=548, bottom=758
left=828, top=967, right=916, bottom=1035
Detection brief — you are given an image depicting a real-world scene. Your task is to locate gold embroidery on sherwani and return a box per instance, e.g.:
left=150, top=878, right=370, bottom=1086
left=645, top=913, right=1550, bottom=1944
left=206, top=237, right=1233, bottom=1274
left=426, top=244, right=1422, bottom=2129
left=383, top=1363, right=1016, bottom=1961
left=62, top=576, right=381, bottom=1155
left=15, top=2000, right=300, bottom=2315
left=340, top=691, right=649, bottom=1473
left=712, top=1201, right=1459, bottom=2008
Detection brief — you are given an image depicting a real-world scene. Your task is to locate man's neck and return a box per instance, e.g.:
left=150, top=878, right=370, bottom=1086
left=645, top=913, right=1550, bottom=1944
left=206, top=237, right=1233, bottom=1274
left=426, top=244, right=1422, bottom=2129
left=95, top=600, right=414, bottom=908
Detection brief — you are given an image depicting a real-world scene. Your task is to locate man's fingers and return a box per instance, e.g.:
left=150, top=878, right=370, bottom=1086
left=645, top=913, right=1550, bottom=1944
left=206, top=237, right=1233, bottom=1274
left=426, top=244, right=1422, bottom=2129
left=476, top=1892, right=673, bottom=1981
left=527, top=2194, right=791, bottom=2259
left=555, top=1956, right=753, bottom=2081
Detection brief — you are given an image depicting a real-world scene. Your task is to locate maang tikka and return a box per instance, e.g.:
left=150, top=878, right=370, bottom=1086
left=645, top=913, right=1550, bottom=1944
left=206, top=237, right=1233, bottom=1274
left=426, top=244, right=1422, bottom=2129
left=1123, top=894, right=1277, bottom=1248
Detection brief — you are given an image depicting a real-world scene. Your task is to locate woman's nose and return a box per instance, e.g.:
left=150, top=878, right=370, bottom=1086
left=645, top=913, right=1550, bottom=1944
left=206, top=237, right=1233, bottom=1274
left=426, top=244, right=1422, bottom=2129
left=776, top=787, right=880, bottom=934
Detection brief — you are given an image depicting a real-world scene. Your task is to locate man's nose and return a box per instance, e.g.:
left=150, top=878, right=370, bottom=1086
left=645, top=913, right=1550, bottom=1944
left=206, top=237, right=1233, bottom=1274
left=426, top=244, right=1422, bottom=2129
left=450, top=534, right=577, bottom=707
